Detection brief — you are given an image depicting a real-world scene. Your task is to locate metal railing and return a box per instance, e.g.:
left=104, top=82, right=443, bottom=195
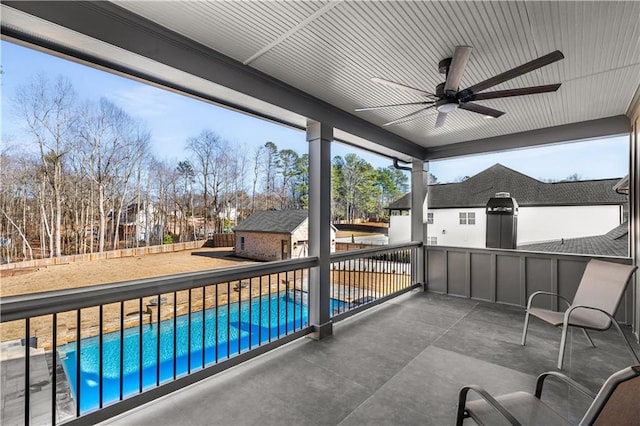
left=330, top=242, right=423, bottom=321
left=0, top=257, right=316, bottom=425
left=0, top=243, right=424, bottom=425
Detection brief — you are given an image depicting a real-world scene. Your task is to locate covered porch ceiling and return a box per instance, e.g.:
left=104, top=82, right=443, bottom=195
left=2, top=1, right=639, bottom=161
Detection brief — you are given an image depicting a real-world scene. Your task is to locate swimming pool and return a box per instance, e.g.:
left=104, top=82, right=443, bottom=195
left=59, top=292, right=344, bottom=413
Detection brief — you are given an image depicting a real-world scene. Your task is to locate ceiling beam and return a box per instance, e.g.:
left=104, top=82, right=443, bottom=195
left=2, top=0, right=425, bottom=160
left=425, top=115, right=632, bottom=160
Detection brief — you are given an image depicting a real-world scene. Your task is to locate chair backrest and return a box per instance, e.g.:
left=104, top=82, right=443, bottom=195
left=571, top=260, right=637, bottom=329
left=581, top=365, right=640, bottom=425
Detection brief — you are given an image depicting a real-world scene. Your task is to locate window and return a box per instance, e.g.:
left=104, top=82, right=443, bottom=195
left=459, top=212, right=467, bottom=225
left=427, top=212, right=434, bottom=224
left=459, top=212, right=475, bottom=225
left=468, top=212, right=476, bottom=225
left=240, top=237, right=245, bottom=250
left=426, top=236, right=438, bottom=245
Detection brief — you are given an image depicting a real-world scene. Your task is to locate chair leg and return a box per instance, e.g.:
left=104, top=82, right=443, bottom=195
left=582, top=329, right=596, bottom=347
left=521, top=311, right=531, bottom=346
left=610, top=320, right=640, bottom=364
left=558, top=323, right=570, bottom=369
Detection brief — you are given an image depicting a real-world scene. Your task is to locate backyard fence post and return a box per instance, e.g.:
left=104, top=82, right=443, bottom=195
left=307, top=120, right=333, bottom=339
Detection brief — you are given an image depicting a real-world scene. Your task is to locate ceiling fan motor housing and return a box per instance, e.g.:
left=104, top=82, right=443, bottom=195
left=438, top=57, right=452, bottom=75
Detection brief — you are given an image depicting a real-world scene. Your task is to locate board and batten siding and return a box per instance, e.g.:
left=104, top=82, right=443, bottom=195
left=425, top=246, right=633, bottom=324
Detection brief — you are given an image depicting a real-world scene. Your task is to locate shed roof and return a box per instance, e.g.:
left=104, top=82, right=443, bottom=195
left=518, top=223, right=628, bottom=257
left=233, top=210, right=309, bottom=234
left=388, top=164, right=625, bottom=210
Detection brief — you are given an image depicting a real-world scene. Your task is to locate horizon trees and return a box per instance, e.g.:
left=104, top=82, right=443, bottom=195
left=1, top=73, right=406, bottom=262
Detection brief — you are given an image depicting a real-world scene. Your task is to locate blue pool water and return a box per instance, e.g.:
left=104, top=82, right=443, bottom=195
left=59, top=293, right=344, bottom=414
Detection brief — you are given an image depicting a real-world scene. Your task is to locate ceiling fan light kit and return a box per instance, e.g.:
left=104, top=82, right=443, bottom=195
left=359, top=46, right=564, bottom=128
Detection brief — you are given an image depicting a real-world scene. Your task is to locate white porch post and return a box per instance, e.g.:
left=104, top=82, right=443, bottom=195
left=307, top=120, right=333, bottom=339
left=411, top=159, right=428, bottom=287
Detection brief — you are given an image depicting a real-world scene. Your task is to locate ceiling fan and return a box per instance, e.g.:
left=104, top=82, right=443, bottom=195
left=357, top=46, right=564, bottom=128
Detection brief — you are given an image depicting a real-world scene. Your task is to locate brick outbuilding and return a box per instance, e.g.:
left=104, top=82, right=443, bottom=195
left=233, top=210, right=336, bottom=261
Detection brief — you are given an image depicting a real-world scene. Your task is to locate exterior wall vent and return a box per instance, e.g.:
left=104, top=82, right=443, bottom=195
left=495, top=192, right=511, bottom=198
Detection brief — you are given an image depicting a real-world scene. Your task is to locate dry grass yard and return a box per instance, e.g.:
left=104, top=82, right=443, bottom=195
left=0, top=247, right=408, bottom=351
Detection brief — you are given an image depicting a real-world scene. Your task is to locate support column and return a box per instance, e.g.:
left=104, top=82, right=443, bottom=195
left=630, top=117, right=639, bottom=341
left=411, top=159, right=428, bottom=287
left=307, top=120, right=333, bottom=339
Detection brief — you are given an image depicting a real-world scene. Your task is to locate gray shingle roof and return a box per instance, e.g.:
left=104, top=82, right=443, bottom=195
left=233, top=210, right=308, bottom=234
left=388, top=164, right=625, bottom=210
left=518, top=223, right=628, bottom=257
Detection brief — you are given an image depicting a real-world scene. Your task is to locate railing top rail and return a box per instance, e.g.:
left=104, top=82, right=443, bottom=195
left=1, top=256, right=319, bottom=323
left=330, top=241, right=422, bottom=262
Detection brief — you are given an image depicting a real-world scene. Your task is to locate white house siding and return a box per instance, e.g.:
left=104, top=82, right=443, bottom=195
left=389, top=205, right=622, bottom=248
left=517, top=205, right=621, bottom=244
left=389, top=216, right=412, bottom=244
left=426, top=208, right=487, bottom=248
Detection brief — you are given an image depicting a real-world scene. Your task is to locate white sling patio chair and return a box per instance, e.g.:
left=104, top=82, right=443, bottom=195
left=521, top=259, right=638, bottom=369
left=456, top=365, right=640, bottom=426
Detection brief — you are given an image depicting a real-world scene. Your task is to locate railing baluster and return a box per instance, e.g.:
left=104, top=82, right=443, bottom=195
left=293, top=270, right=297, bottom=331
left=139, top=299, right=143, bottom=392
left=52, top=313, right=57, bottom=426
left=156, top=295, right=161, bottom=386
left=99, top=305, right=104, bottom=408
left=202, top=287, right=206, bottom=368
left=25, top=318, right=30, bottom=426
left=215, top=284, right=219, bottom=363
left=249, top=278, right=253, bottom=348
left=237, top=281, right=241, bottom=355
left=285, top=271, right=289, bottom=335
left=268, top=275, right=272, bottom=342
left=76, top=310, right=81, bottom=417
left=226, top=281, right=230, bottom=359
left=258, top=276, right=262, bottom=345
left=120, top=301, right=124, bottom=400
left=187, top=290, right=191, bottom=374
left=172, top=292, right=177, bottom=380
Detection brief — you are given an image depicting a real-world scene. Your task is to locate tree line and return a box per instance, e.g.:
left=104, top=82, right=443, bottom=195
left=0, top=75, right=407, bottom=263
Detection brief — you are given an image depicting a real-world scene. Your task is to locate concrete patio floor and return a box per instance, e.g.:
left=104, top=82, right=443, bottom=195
left=102, top=290, right=639, bottom=425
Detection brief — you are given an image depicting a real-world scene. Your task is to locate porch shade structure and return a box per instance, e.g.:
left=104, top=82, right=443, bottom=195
left=521, top=259, right=639, bottom=369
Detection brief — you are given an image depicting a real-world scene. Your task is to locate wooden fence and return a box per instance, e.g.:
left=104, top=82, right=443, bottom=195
left=0, top=240, right=208, bottom=270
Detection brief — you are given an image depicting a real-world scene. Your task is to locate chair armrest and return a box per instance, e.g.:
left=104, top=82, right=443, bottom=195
left=563, top=304, right=615, bottom=328
left=534, top=371, right=596, bottom=400
left=526, top=291, right=571, bottom=310
left=457, top=385, right=521, bottom=426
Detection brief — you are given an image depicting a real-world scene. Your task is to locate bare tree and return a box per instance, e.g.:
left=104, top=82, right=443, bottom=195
left=187, top=130, right=227, bottom=237
left=14, top=75, right=78, bottom=258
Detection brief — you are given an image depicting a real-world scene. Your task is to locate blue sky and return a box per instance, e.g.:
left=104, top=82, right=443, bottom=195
left=1, top=40, right=629, bottom=184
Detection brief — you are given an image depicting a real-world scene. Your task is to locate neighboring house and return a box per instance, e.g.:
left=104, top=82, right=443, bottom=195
left=233, top=210, right=337, bottom=261
left=110, top=202, right=155, bottom=242
left=388, top=164, right=626, bottom=249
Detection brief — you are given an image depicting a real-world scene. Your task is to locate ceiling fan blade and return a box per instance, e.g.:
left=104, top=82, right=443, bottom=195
left=444, top=46, right=472, bottom=94
left=355, top=101, right=435, bottom=112
left=465, top=84, right=561, bottom=101
left=371, top=77, right=437, bottom=98
left=459, top=102, right=505, bottom=118
left=435, top=112, right=447, bottom=128
left=464, top=50, right=564, bottom=94
left=382, top=105, right=436, bottom=126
